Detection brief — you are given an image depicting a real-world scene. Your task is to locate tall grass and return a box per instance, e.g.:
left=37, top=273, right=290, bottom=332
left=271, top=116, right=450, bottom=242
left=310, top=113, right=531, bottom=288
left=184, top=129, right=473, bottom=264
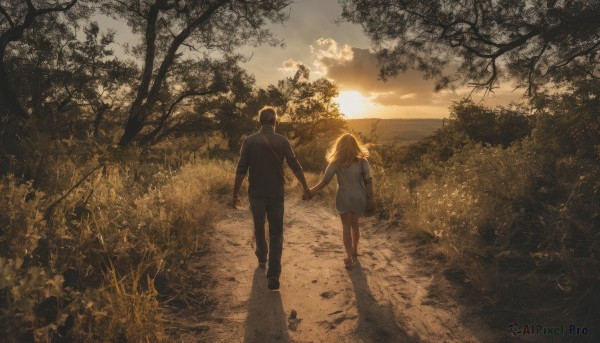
left=0, top=140, right=236, bottom=342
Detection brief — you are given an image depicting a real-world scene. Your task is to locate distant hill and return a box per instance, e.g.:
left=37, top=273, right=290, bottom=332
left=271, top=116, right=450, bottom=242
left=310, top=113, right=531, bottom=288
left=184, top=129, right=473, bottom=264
left=347, top=118, right=445, bottom=145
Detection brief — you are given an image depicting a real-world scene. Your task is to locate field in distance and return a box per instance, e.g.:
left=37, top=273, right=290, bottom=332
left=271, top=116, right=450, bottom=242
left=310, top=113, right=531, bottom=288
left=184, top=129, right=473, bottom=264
left=347, top=118, right=445, bottom=145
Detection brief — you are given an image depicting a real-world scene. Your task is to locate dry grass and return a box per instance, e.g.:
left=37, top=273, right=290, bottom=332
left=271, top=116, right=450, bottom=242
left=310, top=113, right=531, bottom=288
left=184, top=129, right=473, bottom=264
left=0, top=144, right=237, bottom=341
left=373, top=133, right=599, bottom=328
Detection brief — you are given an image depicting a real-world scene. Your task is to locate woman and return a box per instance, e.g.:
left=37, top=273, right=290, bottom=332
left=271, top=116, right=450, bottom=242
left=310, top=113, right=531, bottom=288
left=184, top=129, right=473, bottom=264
left=309, top=133, right=374, bottom=269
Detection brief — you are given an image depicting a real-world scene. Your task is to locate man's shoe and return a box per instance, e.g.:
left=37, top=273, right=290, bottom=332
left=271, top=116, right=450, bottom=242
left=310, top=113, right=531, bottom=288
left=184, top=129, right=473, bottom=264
left=267, top=276, right=280, bottom=290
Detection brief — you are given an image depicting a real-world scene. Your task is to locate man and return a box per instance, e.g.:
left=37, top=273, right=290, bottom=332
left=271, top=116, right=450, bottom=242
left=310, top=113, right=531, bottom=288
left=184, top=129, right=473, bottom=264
left=232, top=106, right=311, bottom=290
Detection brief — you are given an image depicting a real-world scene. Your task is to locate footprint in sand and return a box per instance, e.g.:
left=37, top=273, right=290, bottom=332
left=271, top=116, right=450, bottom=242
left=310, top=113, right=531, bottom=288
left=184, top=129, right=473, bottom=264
left=384, top=275, right=406, bottom=283
left=226, top=239, right=241, bottom=246
left=319, top=314, right=358, bottom=331
left=320, top=290, right=338, bottom=299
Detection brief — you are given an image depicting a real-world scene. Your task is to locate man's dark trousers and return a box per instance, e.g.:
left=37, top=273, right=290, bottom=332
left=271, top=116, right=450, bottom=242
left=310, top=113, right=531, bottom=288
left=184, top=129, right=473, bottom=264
left=250, top=196, right=284, bottom=278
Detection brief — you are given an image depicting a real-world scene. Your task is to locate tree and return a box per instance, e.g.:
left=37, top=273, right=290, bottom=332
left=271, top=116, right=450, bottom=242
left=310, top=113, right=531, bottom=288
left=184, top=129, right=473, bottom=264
left=449, top=99, right=532, bottom=148
left=145, top=57, right=257, bottom=147
left=533, top=78, right=600, bottom=159
left=1, top=17, right=135, bottom=138
left=99, top=0, right=291, bottom=146
left=1, top=13, right=76, bottom=121
left=0, top=0, right=80, bottom=121
left=211, top=68, right=261, bottom=150
left=339, top=0, right=600, bottom=94
left=65, top=23, right=137, bottom=138
left=260, top=65, right=346, bottom=147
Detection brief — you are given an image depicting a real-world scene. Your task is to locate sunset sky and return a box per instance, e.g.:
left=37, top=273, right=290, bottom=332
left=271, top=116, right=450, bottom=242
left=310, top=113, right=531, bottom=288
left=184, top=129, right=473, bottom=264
left=101, top=0, right=524, bottom=119
left=242, top=0, right=529, bottom=119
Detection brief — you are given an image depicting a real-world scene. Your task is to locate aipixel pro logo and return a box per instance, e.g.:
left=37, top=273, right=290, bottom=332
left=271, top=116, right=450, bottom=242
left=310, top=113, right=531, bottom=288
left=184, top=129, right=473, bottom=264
left=507, top=322, right=590, bottom=336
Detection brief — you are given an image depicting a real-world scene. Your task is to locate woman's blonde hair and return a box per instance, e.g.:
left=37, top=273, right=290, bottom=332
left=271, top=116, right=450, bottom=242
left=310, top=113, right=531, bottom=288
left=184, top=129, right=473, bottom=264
left=326, top=133, right=369, bottom=167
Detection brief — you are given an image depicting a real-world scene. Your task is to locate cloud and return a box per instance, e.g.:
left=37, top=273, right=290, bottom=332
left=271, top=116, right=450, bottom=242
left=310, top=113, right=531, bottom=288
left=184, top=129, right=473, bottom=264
left=311, top=38, right=441, bottom=105
left=278, top=59, right=308, bottom=76
left=311, top=38, right=354, bottom=67
left=310, top=38, right=523, bottom=113
left=271, top=38, right=523, bottom=118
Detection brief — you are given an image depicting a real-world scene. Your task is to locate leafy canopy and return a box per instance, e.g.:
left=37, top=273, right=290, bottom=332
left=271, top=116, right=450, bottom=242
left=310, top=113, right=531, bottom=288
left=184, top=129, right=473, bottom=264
left=340, top=0, right=600, bottom=94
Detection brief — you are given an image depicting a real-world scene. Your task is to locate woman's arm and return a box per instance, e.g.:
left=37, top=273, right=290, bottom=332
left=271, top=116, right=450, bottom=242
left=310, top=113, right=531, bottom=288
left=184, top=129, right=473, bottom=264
left=310, top=180, right=330, bottom=194
left=310, top=163, right=336, bottom=194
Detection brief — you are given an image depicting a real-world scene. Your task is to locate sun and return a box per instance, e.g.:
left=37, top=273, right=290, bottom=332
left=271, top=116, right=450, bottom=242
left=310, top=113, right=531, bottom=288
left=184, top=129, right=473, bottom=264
left=335, top=91, right=368, bottom=119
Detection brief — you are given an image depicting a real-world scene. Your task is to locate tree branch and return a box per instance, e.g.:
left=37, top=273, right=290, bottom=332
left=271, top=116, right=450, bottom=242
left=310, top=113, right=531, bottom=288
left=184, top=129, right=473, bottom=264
left=131, top=0, right=165, bottom=108
left=543, top=40, right=600, bottom=77
left=527, top=43, right=549, bottom=95
left=34, top=0, right=78, bottom=16
left=0, top=5, right=15, bottom=27
left=44, top=163, right=104, bottom=220
left=141, top=89, right=219, bottom=145
left=146, top=0, right=229, bottom=103
left=114, top=0, right=147, bottom=20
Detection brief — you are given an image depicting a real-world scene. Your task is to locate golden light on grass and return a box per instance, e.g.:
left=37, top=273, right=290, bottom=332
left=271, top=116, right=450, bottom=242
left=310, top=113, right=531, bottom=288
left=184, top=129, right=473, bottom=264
left=335, top=90, right=369, bottom=119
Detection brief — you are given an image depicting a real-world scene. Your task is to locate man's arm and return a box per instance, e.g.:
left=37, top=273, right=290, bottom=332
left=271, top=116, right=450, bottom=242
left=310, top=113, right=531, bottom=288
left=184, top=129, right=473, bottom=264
left=232, top=140, right=249, bottom=208
left=232, top=173, right=246, bottom=208
left=293, top=169, right=311, bottom=199
left=284, top=141, right=311, bottom=199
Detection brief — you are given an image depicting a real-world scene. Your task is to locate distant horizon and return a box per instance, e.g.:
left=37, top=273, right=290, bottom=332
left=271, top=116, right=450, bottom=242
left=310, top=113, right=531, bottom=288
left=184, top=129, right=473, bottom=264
left=346, top=116, right=445, bottom=144
left=345, top=117, right=446, bottom=121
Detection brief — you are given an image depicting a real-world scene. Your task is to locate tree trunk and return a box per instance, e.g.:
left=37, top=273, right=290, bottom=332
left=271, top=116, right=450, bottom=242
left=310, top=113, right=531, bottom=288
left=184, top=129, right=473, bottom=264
left=119, top=105, right=146, bottom=146
left=93, top=105, right=108, bottom=138
left=118, top=0, right=228, bottom=147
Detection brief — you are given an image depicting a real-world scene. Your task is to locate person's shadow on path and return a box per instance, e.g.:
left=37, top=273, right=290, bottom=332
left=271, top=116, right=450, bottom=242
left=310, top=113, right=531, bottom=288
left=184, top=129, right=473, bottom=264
left=349, top=260, right=421, bottom=342
left=243, top=268, right=289, bottom=343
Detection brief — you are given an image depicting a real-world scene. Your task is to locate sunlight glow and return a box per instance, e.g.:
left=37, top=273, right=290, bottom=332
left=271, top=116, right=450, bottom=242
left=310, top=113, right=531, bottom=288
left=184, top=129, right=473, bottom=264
left=335, top=91, right=368, bottom=119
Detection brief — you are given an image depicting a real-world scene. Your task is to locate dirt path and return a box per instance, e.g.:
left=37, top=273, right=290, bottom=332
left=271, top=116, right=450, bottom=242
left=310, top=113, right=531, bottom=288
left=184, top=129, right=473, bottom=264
left=193, top=196, right=505, bottom=342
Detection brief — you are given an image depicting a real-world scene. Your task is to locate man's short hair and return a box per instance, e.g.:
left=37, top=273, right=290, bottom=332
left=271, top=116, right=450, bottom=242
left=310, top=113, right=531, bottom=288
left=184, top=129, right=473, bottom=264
left=259, top=106, right=277, bottom=125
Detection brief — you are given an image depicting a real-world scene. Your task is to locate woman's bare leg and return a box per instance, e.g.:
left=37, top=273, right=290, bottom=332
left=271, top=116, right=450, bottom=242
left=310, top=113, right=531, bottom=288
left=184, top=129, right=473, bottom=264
left=351, top=214, right=360, bottom=256
left=340, top=212, right=353, bottom=263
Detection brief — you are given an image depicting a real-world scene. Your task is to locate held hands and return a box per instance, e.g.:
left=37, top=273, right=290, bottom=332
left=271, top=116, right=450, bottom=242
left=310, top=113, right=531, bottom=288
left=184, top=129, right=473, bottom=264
left=233, top=188, right=313, bottom=206
left=302, top=187, right=313, bottom=201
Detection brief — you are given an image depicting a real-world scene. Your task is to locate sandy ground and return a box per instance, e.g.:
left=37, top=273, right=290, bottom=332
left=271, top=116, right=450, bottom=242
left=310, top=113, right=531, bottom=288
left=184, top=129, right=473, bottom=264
left=189, top=196, right=506, bottom=343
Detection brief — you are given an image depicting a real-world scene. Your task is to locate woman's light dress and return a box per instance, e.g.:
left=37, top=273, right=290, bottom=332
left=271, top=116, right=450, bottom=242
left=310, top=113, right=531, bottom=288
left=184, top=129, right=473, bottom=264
left=321, top=158, right=371, bottom=217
